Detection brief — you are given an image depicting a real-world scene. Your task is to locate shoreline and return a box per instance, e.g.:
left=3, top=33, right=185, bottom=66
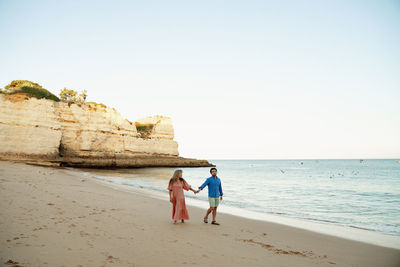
left=84, top=170, right=400, bottom=250
left=1, top=160, right=399, bottom=266
left=76, top=166, right=400, bottom=250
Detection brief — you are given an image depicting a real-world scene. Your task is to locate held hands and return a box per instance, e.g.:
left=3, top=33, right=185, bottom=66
left=194, top=189, right=201, bottom=194
left=220, top=196, right=223, bottom=200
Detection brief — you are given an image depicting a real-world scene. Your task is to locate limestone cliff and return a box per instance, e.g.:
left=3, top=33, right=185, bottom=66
left=0, top=93, right=213, bottom=168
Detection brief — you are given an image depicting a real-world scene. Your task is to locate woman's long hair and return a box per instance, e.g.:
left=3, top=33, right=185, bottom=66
left=169, top=169, right=183, bottom=186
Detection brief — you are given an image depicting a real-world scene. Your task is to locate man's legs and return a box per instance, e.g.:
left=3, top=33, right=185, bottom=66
left=204, top=207, right=217, bottom=221
left=205, top=197, right=215, bottom=221
left=212, top=207, right=217, bottom=221
left=205, top=198, right=220, bottom=223
left=205, top=207, right=213, bottom=219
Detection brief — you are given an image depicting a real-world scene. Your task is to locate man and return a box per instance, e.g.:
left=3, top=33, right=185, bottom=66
left=197, top=167, right=223, bottom=225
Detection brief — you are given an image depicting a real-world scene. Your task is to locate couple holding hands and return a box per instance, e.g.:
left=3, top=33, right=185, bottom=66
left=168, top=168, right=223, bottom=225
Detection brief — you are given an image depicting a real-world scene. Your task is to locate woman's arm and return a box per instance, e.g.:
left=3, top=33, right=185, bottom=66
left=189, top=187, right=198, bottom=193
left=169, top=190, right=173, bottom=202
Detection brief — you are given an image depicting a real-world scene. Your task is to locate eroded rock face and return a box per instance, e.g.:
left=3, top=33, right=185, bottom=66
left=0, top=93, right=61, bottom=159
left=0, top=94, right=213, bottom=167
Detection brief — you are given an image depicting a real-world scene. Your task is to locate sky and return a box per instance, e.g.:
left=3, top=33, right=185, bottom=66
left=0, top=0, right=399, bottom=159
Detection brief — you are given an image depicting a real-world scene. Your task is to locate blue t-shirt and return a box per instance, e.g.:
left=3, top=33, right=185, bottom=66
left=199, top=176, right=223, bottom=198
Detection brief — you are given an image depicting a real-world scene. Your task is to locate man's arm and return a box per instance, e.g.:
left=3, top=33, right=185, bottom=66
left=219, top=181, right=223, bottom=200
left=198, top=179, right=209, bottom=191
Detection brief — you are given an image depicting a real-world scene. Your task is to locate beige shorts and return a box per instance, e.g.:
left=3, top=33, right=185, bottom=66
left=208, top=197, right=220, bottom=207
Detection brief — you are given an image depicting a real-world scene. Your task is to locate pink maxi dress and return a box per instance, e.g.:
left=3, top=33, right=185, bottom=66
left=168, top=179, right=191, bottom=221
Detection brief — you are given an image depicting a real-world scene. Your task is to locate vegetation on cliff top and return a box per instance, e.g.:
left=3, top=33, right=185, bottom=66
left=59, top=88, right=87, bottom=103
left=0, top=80, right=88, bottom=104
left=1, top=80, right=60, bottom=102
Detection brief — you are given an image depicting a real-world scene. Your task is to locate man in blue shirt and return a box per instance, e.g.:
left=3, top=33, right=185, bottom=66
left=197, top=167, right=223, bottom=225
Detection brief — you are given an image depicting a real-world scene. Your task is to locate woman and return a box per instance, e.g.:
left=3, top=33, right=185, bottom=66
left=168, top=170, right=197, bottom=224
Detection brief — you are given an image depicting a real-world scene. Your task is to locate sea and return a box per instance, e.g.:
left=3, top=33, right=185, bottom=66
left=72, top=159, right=400, bottom=249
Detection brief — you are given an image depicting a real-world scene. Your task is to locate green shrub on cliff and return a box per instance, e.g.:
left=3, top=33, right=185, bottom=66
left=135, top=123, right=154, bottom=139
left=2, top=80, right=60, bottom=102
left=59, top=88, right=87, bottom=103
left=18, top=86, right=60, bottom=102
left=136, top=125, right=154, bottom=132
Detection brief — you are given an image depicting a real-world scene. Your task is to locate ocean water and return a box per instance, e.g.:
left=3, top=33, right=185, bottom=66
left=75, top=159, right=400, bottom=247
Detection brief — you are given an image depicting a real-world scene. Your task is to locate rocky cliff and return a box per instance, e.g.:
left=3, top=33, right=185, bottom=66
left=0, top=93, right=213, bottom=168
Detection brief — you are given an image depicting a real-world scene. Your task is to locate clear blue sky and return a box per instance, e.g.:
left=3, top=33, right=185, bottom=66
left=1, top=0, right=399, bottom=159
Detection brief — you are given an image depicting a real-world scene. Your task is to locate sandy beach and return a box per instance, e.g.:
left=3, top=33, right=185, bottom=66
left=0, top=160, right=399, bottom=267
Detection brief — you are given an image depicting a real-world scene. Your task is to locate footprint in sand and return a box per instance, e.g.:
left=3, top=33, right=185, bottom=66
left=107, top=255, right=114, bottom=260
left=106, top=255, right=119, bottom=263
left=80, top=231, right=89, bottom=237
left=110, top=208, right=121, bottom=211
left=241, top=239, right=316, bottom=259
left=4, top=259, right=21, bottom=266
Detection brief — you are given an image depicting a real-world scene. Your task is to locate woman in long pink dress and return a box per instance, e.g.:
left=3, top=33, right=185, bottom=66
left=168, top=170, right=198, bottom=224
